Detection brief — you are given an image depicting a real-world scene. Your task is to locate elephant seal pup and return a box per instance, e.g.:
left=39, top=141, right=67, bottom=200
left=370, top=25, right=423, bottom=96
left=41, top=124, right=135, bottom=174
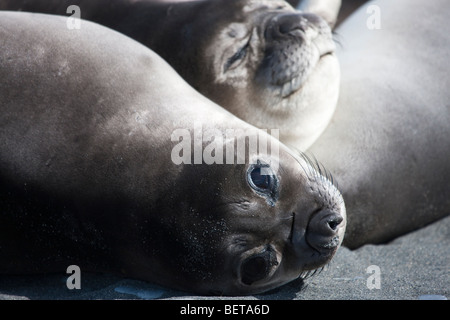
left=0, top=0, right=340, bottom=151
left=0, top=12, right=346, bottom=295
left=309, top=0, right=450, bottom=248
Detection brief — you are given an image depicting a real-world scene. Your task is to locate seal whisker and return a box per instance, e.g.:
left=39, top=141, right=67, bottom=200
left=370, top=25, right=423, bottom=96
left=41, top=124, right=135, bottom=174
left=332, top=31, right=343, bottom=49
left=291, top=149, right=340, bottom=190
left=311, top=268, right=320, bottom=278
left=287, top=212, right=295, bottom=243
left=317, top=266, right=326, bottom=276
left=300, top=267, right=322, bottom=281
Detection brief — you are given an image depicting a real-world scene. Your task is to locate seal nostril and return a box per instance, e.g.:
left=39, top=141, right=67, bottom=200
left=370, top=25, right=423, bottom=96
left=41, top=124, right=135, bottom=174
left=328, top=220, right=338, bottom=230
left=279, top=21, right=304, bottom=35
left=327, top=216, right=343, bottom=231
left=305, top=210, right=344, bottom=252
left=266, top=14, right=306, bottom=40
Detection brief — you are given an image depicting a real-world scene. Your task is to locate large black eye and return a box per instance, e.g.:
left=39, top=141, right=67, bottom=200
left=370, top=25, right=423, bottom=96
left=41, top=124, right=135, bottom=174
left=250, top=166, right=271, bottom=190
left=247, top=161, right=279, bottom=206
left=241, top=248, right=278, bottom=285
left=224, top=42, right=249, bottom=72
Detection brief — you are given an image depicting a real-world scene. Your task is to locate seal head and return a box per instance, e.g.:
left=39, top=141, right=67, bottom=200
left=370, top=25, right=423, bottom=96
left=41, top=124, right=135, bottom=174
left=220, top=154, right=346, bottom=295
left=150, top=149, right=347, bottom=295
left=190, top=0, right=340, bottom=150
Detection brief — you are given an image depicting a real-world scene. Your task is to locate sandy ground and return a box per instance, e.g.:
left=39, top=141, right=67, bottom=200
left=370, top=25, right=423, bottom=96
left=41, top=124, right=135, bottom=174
left=0, top=215, right=448, bottom=300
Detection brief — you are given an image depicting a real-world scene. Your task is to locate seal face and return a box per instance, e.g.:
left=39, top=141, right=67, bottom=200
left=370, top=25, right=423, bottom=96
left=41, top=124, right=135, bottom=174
left=210, top=7, right=336, bottom=101
left=216, top=153, right=346, bottom=294
left=148, top=150, right=347, bottom=295
left=0, top=11, right=346, bottom=295
left=195, top=0, right=341, bottom=150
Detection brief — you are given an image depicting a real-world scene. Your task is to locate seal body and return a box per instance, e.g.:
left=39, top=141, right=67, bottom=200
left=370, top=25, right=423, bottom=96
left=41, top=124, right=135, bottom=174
left=0, top=12, right=345, bottom=295
left=309, top=0, right=450, bottom=248
left=0, top=0, right=340, bottom=151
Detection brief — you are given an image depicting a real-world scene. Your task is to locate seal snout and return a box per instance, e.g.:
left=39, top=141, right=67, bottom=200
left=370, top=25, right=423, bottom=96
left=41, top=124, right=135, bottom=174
left=264, top=12, right=329, bottom=43
left=258, top=11, right=335, bottom=99
left=268, top=14, right=305, bottom=39
left=264, top=13, right=312, bottom=41
left=306, top=209, right=344, bottom=253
